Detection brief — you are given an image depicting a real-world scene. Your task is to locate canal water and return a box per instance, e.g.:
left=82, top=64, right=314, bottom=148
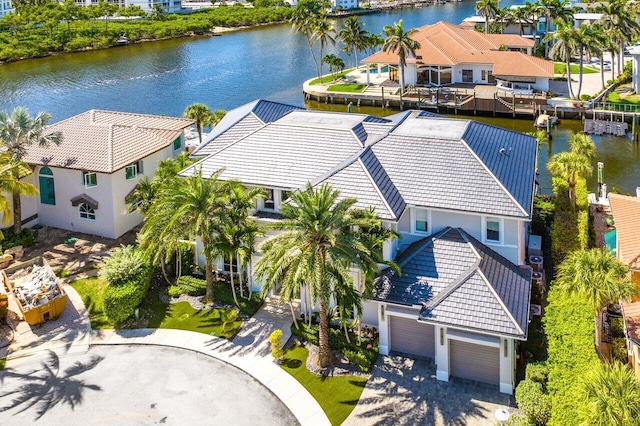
left=0, top=0, right=638, bottom=193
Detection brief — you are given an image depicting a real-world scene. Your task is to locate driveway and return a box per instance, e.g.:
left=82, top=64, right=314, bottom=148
left=0, top=345, right=298, bottom=425
left=344, top=354, right=516, bottom=426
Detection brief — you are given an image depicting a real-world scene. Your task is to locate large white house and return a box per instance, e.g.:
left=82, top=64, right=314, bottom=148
left=362, top=21, right=553, bottom=94
left=186, top=99, right=537, bottom=394
left=14, top=110, right=193, bottom=239
left=0, top=0, right=13, bottom=17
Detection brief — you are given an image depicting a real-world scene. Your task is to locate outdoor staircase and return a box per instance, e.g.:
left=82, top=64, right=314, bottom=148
left=496, top=96, right=515, bottom=111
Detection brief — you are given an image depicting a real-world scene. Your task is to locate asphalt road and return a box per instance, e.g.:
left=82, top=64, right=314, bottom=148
left=0, top=345, right=299, bottom=425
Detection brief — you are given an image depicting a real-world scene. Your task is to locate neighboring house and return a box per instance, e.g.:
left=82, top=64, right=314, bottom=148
left=608, top=192, right=640, bottom=380
left=330, top=0, right=357, bottom=10
left=362, top=21, right=552, bottom=93
left=68, top=0, right=183, bottom=14
left=183, top=99, right=537, bottom=394
left=0, top=0, right=13, bottom=17
left=15, top=110, right=193, bottom=239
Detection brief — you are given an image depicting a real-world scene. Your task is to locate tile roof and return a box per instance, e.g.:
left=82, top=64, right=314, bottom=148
left=25, top=110, right=192, bottom=173
left=373, top=227, right=531, bottom=338
left=192, top=99, right=303, bottom=157
left=608, top=194, right=640, bottom=268
left=362, top=21, right=552, bottom=78
left=622, top=272, right=640, bottom=345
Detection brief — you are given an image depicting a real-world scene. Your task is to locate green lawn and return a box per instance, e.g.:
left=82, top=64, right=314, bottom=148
left=309, top=70, right=351, bottom=85
left=70, top=277, right=111, bottom=330
left=71, top=277, right=242, bottom=337
left=327, top=83, right=367, bottom=93
left=0, top=357, right=5, bottom=370
left=607, top=90, right=640, bottom=105
left=281, top=345, right=368, bottom=426
left=554, top=62, right=599, bottom=75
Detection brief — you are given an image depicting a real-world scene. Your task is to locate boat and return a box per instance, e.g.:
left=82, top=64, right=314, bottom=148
left=115, top=36, right=130, bottom=46
left=534, top=113, right=559, bottom=128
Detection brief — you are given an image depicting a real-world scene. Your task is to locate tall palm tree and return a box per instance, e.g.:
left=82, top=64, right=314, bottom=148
left=312, top=18, right=336, bottom=79
left=597, top=0, right=640, bottom=75
left=254, top=183, right=392, bottom=368
left=291, top=0, right=324, bottom=79
left=183, top=103, right=212, bottom=145
left=475, top=0, right=500, bottom=34
left=569, top=132, right=596, bottom=159
left=210, top=109, right=227, bottom=127
left=0, top=155, right=39, bottom=238
left=547, top=151, right=592, bottom=208
left=138, top=169, right=228, bottom=301
left=540, top=0, right=573, bottom=57
left=496, top=6, right=512, bottom=34
left=382, top=20, right=420, bottom=95
left=339, top=16, right=369, bottom=69
left=581, top=361, right=640, bottom=426
left=546, top=21, right=579, bottom=99
left=366, top=33, right=384, bottom=55
left=0, top=107, right=62, bottom=233
left=511, top=5, right=531, bottom=37
left=523, top=1, right=543, bottom=46
left=556, top=248, right=636, bottom=355
left=573, top=24, right=606, bottom=99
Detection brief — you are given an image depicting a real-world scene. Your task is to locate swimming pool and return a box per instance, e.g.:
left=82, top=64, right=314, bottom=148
left=604, top=229, right=617, bottom=254
left=361, top=65, right=389, bottom=74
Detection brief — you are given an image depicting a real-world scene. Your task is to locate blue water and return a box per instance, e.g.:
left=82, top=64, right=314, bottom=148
left=605, top=229, right=617, bottom=253
left=361, top=65, right=389, bottom=74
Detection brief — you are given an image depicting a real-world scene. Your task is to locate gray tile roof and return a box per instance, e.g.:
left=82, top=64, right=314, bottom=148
left=373, top=227, right=531, bottom=338
left=192, top=99, right=303, bottom=157
left=26, top=110, right=192, bottom=173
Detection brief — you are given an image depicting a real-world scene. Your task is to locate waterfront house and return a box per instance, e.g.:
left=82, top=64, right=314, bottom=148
left=183, top=99, right=537, bottom=394
left=14, top=110, right=193, bottom=239
left=0, top=0, right=13, bottom=17
left=361, top=21, right=553, bottom=93
left=608, top=193, right=640, bottom=379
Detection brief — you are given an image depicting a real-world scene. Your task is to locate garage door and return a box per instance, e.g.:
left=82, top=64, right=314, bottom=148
left=449, top=339, right=500, bottom=385
left=389, top=316, right=435, bottom=358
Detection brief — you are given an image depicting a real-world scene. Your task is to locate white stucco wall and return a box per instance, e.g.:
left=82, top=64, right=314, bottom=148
left=453, top=64, right=494, bottom=85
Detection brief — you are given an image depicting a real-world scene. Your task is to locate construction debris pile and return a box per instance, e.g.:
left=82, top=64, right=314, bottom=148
left=11, top=264, right=62, bottom=312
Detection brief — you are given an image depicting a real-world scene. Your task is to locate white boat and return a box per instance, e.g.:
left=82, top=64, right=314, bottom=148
left=535, top=114, right=558, bottom=128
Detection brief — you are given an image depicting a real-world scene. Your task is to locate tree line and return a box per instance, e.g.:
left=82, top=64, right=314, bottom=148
left=0, top=0, right=294, bottom=61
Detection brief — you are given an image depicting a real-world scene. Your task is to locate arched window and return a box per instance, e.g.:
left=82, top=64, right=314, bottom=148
left=79, top=203, right=96, bottom=221
left=39, top=167, right=56, bottom=205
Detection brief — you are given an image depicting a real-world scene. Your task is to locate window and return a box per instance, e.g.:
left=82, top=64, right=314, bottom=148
left=39, top=167, right=55, bottom=205
left=224, top=257, right=239, bottom=273
left=462, top=69, right=473, bottom=83
left=481, top=70, right=486, bottom=81
left=415, top=209, right=429, bottom=233
left=486, top=217, right=501, bottom=242
left=281, top=190, right=290, bottom=202
left=79, top=203, right=96, bottom=221
left=264, top=189, right=274, bottom=210
left=83, top=171, right=97, bottom=188
left=125, top=161, right=143, bottom=180
left=173, top=137, right=181, bottom=151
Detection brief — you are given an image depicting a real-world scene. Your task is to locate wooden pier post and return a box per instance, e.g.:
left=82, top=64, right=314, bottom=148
left=512, top=93, right=516, bottom=118
left=473, top=91, right=477, bottom=115
left=381, top=87, right=385, bottom=109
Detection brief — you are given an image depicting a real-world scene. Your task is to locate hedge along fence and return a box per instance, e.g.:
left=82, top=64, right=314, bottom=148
left=543, top=287, right=600, bottom=426
left=550, top=177, right=590, bottom=266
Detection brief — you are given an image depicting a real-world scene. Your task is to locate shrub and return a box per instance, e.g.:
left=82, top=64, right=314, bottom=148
left=516, top=379, right=552, bottom=426
left=0, top=228, right=38, bottom=249
left=177, top=275, right=206, bottom=296
left=611, top=337, right=628, bottom=364
left=526, top=362, right=549, bottom=387
left=103, top=279, right=149, bottom=325
left=343, top=348, right=373, bottom=372
left=269, top=329, right=284, bottom=360
left=99, top=245, right=147, bottom=286
left=167, top=285, right=181, bottom=298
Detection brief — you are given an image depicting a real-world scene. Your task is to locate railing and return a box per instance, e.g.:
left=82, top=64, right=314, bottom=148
left=592, top=102, right=640, bottom=113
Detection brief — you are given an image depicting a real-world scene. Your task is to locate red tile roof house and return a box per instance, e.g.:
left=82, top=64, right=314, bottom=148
left=13, top=110, right=193, bottom=239
left=186, top=99, right=537, bottom=394
left=608, top=193, right=640, bottom=379
left=361, top=21, right=553, bottom=94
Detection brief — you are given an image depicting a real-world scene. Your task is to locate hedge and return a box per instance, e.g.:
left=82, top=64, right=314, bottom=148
left=176, top=275, right=207, bottom=296
left=103, top=277, right=150, bottom=325
left=543, top=288, right=599, bottom=426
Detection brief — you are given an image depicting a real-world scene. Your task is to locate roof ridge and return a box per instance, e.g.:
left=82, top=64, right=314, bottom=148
left=476, top=267, right=526, bottom=336
left=423, top=262, right=479, bottom=311
left=357, top=156, right=399, bottom=220
left=396, top=227, right=451, bottom=268
left=460, top=124, right=529, bottom=217
left=108, top=124, right=114, bottom=171
left=92, top=109, right=193, bottom=123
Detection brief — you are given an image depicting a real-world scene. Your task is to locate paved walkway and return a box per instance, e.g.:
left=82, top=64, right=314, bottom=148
left=2, top=295, right=329, bottom=426
left=344, top=355, right=516, bottom=426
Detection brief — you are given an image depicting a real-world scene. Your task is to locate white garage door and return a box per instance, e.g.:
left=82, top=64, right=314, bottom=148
left=449, top=339, right=500, bottom=385
left=389, top=316, right=435, bottom=358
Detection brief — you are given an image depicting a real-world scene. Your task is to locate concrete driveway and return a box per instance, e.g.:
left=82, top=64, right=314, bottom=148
left=344, top=354, right=516, bottom=426
left=0, top=345, right=298, bottom=425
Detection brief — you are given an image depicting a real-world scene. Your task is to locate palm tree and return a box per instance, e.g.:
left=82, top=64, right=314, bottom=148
left=254, top=183, right=392, bottom=368
left=574, top=24, right=606, bottom=99
left=312, top=18, right=336, bottom=79
left=382, top=20, right=420, bottom=95
left=183, top=103, right=212, bottom=145
left=339, top=16, right=369, bottom=69
left=569, top=132, right=596, bottom=159
left=291, top=0, right=324, bottom=79
left=547, top=151, right=592, bottom=208
left=511, top=5, right=531, bottom=37
left=556, top=248, right=636, bottom=355
left=540, top=0, right=573, bottom=57
left=138, top=169, right=228, bottom=301
left=366, top=33, right=384, bottom=55
left=475, top=0, right=500, bottom=34
left=581, top=361, right=640, bottom=426
left=0, top=107, right=62, bottom=233
left=0, top=155, right=39, bottom=238
left=523, top=1, right=543, bottom=46
left=210, top=109, right=227, bottom=127
left=546, top=21, right=579, bottom=99
left=496, top=6, right=512, bottom=34
left=597, top=0, right=640, bottom=75
left=125, top=176, right=156, bottom=215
